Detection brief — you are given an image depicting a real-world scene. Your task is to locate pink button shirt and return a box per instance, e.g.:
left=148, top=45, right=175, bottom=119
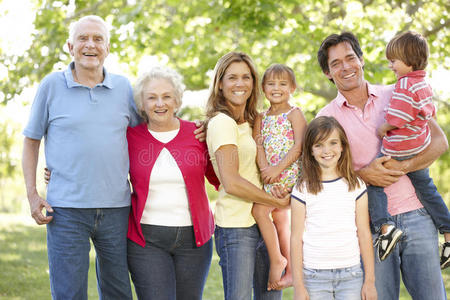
left=317, top=81, right=422, bottom=216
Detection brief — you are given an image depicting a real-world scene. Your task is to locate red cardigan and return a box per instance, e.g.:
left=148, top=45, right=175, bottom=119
left=127, top=120, right=220, bottom=247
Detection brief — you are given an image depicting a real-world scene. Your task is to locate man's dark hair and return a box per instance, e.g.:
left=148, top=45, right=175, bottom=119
left=317, top=32, right=363, bottom=77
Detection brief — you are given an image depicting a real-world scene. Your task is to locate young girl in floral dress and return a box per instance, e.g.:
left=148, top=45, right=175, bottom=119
left=252, top=64, right=307, bottom=290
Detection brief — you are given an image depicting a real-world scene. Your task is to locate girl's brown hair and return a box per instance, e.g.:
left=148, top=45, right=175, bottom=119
left=205, top=52, right=261, bottom=127
left=298, top=116, right=360, bottom=194
left=261, top=63, right=297, bottom=92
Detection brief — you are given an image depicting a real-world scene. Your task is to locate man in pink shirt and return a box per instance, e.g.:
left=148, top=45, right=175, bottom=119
left=316, top=32, right=448, bottom=300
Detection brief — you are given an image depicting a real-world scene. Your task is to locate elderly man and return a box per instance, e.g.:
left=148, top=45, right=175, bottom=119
left=22, top=15, right=138, bottom=299
left=316, top=32, right=448, bottom=299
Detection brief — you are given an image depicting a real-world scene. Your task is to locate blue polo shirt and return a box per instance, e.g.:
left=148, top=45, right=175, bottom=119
left=23, top=62, right=141, bottom=208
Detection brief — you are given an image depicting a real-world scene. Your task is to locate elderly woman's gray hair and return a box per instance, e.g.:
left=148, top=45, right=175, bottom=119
left=133, top=66, right=185, bottom=122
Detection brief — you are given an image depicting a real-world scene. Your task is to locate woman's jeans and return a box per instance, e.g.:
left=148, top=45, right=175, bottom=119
left=127, top=224, right=212, bottom=300
left=46, top=207, right=132, bottom=300
left=303, top=264, right=363, bottom=300
left=214, top=224, right=282, bottom=300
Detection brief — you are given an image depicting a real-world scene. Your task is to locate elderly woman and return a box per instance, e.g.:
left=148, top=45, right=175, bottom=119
left=126, top=66, right=220, bottom=300
left=205, top=52, right=290, bottom=300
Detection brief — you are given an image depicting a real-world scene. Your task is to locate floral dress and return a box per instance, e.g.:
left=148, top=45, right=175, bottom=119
left=261, top=106, right=301, bottom=193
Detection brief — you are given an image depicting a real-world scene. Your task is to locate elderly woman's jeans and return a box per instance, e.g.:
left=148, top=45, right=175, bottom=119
left=127, top=224, right=212, bottom=300
left=214, top=224, right=282, bottom=300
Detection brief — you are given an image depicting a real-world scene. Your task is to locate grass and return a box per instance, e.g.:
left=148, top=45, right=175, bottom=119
left=1, top=213, right=448, bottom=299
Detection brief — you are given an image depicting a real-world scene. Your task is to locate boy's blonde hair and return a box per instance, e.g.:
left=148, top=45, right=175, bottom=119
left=386, top=31, right=429, bottom=71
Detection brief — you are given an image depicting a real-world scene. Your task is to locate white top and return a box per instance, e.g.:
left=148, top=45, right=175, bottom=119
left=291, top=177, right=367, bottom=269
left=140, top=128, right=192, bottom=226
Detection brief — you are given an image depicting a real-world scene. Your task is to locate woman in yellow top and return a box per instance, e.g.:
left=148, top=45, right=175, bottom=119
left=206, top=52, right=290, bottom=300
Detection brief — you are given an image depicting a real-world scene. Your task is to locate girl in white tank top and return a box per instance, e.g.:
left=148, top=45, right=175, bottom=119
left=290, top=116, right=377, bottom=300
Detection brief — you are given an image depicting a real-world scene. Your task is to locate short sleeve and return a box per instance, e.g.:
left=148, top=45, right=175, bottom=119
left=23, top=77, right=51, bottom=140
left=355, top=178, right=367, bottom=201
left=206, top=113, right=238, bottom=153
left=126, top=79, right=142, bottom=127
left=291, top=183, right=306, bottom=204
left=385, top=86, right=418, bottom=128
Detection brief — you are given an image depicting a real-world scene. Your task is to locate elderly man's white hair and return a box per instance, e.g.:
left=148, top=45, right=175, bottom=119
left=68, top=15, right=110, bottom=44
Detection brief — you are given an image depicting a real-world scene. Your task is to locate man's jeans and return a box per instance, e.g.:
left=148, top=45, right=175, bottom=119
left=303, top=264, right=363, bottom=300
left=374, top=208, right=447, bottom=300
left=368, top=153, right=450, bottom=234
left=127, top=224, right=212, bottom=300
left=214, top=224, right=282, bottom=300
left=46, top=207, right=132, bottom=300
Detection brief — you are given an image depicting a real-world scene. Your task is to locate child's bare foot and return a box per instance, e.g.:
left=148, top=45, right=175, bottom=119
left=276, top=271, right=293, bottom=289
left=267, top=256, right=287, bottom=290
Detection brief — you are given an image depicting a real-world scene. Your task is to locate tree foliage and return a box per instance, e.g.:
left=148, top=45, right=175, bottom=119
left=0, top=0, right=449, bottom=202
left=1, top=0, right=449, bottom=104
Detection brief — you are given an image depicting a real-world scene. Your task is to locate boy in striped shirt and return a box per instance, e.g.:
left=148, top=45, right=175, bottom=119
left=368, top=31, right=450, bottom=268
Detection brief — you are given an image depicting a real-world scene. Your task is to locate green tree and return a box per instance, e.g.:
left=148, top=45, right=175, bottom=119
left=0, top=0, right=449, bottom=200
left=1, top=0, right=449, bottom=104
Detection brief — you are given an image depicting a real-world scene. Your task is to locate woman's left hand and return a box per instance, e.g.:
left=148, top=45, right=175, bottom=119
left=270, top=186, right=291, bottom=209
left=44, top=167, right=51, bottom=184
left=270, top=185, right=292, bottom=198
left=194, top=120, right=206, bottom=142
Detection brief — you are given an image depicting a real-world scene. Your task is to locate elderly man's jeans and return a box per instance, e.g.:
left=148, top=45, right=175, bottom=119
left=373, top=208, right=447, bottom=300
left=214, top=224, right=282, bottom=300
left=46, top=207, right=132, bottom=300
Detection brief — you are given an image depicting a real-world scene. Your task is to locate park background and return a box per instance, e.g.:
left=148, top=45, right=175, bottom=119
left=0, top=0, right=449, bottom=299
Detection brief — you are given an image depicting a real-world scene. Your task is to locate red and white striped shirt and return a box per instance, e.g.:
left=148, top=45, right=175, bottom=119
left=382, top=70, right=435, bottom=157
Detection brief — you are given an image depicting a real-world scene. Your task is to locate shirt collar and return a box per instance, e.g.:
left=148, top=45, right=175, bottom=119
left=334, top=80, right=379, bottom=108
left=64, top=62, right=113, bottom=89
left=398, top=70, right=426, bottom=80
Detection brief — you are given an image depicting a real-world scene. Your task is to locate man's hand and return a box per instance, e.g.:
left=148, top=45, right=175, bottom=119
left=382, top=158, right=411, bottom=173
left=358, top=156, right=404, bottom=187
left=194, top=120, right=206, bottom=142
left=28, top=192, right=53, bottom=225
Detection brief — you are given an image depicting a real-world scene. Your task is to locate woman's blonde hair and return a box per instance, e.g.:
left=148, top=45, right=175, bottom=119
left=205, top=52, right=260, bottom=127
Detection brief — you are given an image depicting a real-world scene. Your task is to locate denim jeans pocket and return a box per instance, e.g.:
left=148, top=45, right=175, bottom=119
left=303, top=267, right=318, bottom=279
left=415, top=207, right=429, bottom=217
left=348, top=265, right=363, bottom=278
